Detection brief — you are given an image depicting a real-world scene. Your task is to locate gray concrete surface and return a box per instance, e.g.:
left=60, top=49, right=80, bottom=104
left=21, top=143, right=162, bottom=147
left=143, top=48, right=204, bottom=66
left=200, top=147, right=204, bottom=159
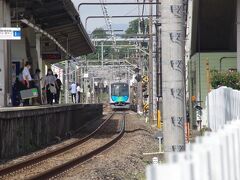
left=0, top=104, right=102, bottom=159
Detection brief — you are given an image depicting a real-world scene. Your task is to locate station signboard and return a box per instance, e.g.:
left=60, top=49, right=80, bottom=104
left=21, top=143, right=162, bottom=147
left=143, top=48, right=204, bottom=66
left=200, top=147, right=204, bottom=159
left=0, top=27, right=21, bottom=40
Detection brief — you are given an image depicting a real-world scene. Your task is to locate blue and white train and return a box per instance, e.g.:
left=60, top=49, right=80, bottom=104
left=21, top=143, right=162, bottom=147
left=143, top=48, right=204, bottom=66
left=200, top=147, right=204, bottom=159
left=109, top=82, right=130, bottom=109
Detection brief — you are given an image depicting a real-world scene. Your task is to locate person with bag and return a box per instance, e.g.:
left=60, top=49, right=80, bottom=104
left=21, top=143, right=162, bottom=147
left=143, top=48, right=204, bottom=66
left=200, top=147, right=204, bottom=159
left=22, top=62, right=33, bottom=105
left=44, top=69, right=58, bottom=105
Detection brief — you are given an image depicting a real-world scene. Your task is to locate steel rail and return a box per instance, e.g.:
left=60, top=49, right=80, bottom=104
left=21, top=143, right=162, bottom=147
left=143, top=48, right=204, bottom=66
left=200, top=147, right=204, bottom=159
left=30, top=112, right=126, bottom=180
left=0, top=113, right=115, bottom=177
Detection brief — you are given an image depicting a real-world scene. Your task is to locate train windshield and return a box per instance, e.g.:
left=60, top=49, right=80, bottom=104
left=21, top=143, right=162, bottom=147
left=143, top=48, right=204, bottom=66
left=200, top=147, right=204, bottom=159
left=111, top=83, right=128, bottom=96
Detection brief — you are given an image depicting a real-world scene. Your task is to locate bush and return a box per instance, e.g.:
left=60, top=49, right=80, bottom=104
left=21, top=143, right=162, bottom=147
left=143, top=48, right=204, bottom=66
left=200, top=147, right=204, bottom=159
left=211, top=70, right=240, bottom=90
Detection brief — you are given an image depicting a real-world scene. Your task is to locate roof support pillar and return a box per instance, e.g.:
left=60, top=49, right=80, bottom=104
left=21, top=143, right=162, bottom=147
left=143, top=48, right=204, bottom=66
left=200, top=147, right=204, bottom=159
left=0, top=0, right=11, bottom=107
left=36, top=33, right=42, bottom=75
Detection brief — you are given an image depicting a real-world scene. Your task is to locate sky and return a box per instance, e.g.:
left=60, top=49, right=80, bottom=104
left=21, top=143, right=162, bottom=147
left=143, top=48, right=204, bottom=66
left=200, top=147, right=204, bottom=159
left=71, top=0, right=152, bottom=33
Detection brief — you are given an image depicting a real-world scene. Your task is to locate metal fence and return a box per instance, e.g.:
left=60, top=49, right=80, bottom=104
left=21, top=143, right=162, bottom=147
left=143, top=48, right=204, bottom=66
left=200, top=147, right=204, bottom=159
left=206, top=86, right=240, bottom=131
left=146, top=119, right=240, bottom=180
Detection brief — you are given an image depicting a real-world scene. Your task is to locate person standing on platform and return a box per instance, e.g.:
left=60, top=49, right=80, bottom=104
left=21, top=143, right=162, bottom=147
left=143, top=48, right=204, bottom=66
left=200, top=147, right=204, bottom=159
left=55, top=74, right=62, bottom=104
left=33, top=69, right=42, bottom=105
left=22, top=62, right=33, bottom=105
left=77, top=83, right=81, bottom=103
left=44, top=69, right=58, bottom=105
left=23, top=62, right=33, bottom=88
left=70, top=82, right=77, bottom=103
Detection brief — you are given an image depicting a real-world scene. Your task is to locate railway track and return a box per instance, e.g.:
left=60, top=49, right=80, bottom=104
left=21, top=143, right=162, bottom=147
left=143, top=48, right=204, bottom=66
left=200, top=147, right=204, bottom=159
left=0, top=112, right=125, bottom=180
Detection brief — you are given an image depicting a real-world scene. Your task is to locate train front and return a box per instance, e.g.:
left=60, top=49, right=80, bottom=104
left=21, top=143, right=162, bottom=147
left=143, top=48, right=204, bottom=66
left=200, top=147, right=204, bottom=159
left=110, top=83, right=130, bottom=109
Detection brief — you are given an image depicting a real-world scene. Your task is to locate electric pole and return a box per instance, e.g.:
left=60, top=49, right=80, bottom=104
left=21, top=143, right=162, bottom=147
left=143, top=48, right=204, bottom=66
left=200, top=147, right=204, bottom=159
left=137, top=0, right=143, bottom=114
left=161, top=0, right=186, bottom=152
left=65, top=60, right=69, bottom=104
left=148, top=0, right=154, bottom=124
left=137, top=50, right=143, bottom=114
left=65, top=37, right=69, bottom=104
left=156, top=0, right=162, bottom=128
left=101, top=42, right=104, bottom=68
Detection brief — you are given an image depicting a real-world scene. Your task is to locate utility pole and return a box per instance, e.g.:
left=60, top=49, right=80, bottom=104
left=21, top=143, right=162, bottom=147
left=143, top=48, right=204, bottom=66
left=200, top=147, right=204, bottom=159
left=148, top=0, right=154, bottom=124
left=137, top=0, right=143, bottom=114
left=137, top=49, right=143, bottom=114
left=156, top=0, right=162, bottom=129
left=101, top=42, right=104, bottom=68
left=65, top=37, right=69, bottom=104
left=65, top=60, right=69, bottom=104
left=161, top=0, right=186, bottom=152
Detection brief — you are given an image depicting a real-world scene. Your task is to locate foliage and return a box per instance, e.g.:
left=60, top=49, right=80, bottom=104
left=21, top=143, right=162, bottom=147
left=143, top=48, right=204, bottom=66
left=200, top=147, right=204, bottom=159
left=125, top=18, right=149, bottom=35
left=125, top=19, right=139, bottom=34
left=210, top=70, right=240, bottom=90
left=91, top=28, right=107, bottom=38
left=86, top=28, right=110, bottom=60
left=85, top=18, right=149, bottom=60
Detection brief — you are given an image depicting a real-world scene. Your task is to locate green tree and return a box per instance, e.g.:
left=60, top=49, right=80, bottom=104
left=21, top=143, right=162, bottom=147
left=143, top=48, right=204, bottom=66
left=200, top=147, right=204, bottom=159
left=86, top=28, right=110, bottom=60
left=211, top=70, right=240, bottom=90
left=125, top=18, right=149, bottom=35
left=125, top=19, right=139, bottom=34
left=91, top=28, right=107, bottom=38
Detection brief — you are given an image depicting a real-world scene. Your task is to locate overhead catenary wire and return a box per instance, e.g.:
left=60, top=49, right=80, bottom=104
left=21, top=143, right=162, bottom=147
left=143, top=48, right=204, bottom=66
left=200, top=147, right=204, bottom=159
left=99, top=0, right=117, bottom=50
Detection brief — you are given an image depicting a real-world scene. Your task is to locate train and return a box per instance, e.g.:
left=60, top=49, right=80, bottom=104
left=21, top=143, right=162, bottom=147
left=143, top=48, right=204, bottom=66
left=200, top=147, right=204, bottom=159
left=109, top=82, right=130, bottom=109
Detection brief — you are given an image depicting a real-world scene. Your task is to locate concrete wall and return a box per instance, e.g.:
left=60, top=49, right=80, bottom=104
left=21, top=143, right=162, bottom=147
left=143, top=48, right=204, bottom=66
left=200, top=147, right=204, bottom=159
left=10, top=35, right=27, bottom=64
left=0, top=104, right=102, bottom=159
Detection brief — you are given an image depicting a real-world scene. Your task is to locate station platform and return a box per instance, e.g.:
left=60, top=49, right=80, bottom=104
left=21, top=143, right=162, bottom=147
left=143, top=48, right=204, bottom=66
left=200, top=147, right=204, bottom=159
left=0, top=104, right=103, bottom=159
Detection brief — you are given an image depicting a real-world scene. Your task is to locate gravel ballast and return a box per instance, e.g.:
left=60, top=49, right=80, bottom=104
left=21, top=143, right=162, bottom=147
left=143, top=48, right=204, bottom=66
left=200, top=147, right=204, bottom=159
left=62, top=111, right=159, bottom=180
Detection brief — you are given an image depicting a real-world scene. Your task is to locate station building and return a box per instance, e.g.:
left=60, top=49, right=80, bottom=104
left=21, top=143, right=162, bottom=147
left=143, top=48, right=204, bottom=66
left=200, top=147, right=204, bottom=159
left=0, top=0, right=94, bottom=107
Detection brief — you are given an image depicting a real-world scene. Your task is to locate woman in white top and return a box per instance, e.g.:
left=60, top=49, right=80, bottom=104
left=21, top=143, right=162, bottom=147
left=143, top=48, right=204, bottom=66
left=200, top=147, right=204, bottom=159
left=44, top=69, right=58, bottom=105
left=22, top=62, right=32, bottom=88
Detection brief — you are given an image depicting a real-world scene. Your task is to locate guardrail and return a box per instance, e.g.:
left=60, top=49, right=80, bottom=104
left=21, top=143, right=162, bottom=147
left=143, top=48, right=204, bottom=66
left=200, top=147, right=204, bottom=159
left=146, top=119, right=240, bottom=180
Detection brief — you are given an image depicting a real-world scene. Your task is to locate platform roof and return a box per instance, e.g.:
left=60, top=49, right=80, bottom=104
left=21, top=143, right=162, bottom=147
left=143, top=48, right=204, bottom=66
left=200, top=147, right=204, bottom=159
left=10, top=0, right=95, bottom=57
left=192, top=0, right=236, bottom=54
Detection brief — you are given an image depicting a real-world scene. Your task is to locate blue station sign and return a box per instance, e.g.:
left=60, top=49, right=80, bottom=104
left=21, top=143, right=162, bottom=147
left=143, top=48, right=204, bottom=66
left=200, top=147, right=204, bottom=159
left=0, top=27, right=21, bottom=40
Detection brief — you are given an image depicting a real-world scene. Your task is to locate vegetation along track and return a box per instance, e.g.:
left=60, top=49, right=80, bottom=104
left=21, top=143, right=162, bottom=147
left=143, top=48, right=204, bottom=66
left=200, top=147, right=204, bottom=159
left=0, top=112, right=125, bottom=180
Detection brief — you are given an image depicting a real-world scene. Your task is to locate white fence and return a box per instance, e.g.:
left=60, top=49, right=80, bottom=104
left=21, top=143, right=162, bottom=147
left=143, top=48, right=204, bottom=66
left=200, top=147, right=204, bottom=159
left=206, top=87, right=240, bottom=131
left=146, top=119, right=240, bottom=180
